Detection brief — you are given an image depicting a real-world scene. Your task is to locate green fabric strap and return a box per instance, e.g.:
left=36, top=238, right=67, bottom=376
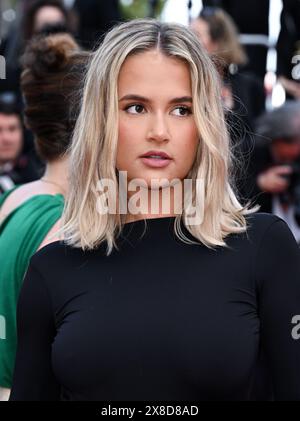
left=0, top=192, right=64, bottom=388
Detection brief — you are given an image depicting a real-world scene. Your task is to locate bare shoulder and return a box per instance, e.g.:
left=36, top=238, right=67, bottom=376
left=37, top=218, right=63, bottom=251
left=0, top=181, right=58, bottom=222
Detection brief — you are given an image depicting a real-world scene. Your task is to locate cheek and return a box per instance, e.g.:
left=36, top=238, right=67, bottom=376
left=173, top=125, right=199, bottom=177
left=117, top=119, right=141, bottom=171
left=13, top=133, right=23, bottom=146
left=203, top=36, right=211, bottom=50
left=118, top=118, right=144, bottom=148
left=179, top=125, right=199, bottom=159
left=118, top=119, right=130, bottom=147
left=117, top=120, right=133, bottom=163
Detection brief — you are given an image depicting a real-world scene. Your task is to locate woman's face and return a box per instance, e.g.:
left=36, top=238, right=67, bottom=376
left=34, top=6, right=66, bottom=33
left=117, top=50, right=199, bottom=188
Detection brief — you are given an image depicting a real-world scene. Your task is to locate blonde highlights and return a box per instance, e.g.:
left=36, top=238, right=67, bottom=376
left=61, top=18, right=258, bottom=254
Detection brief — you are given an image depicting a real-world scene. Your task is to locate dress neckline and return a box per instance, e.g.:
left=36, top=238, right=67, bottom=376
left=123, top=216, right=177, bottom=226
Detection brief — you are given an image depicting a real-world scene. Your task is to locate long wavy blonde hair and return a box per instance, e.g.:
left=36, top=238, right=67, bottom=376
left=61, top=18, right=259, bottom=255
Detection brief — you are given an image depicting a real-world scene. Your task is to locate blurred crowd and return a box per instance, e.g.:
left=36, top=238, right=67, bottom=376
left=1, top=0, right=299, bottom=241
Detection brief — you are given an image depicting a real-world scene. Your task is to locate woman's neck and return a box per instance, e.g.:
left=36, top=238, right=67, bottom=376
left=125, top=183, right=183, bottom=223
left=41, top=157, right=69, bottom=195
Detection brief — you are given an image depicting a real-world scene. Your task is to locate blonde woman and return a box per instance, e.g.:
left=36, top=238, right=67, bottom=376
left=10, top=19, right=300, bottom=401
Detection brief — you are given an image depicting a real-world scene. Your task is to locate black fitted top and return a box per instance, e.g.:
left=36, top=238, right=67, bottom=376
left=10, top=213, right=300, bottom=401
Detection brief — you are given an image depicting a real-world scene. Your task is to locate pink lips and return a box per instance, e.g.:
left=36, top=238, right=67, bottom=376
left=140, top=150, right=172, bottom=168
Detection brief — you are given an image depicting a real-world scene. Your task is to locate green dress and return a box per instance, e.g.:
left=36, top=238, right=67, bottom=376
left=0, top=187, right=64, bottom=388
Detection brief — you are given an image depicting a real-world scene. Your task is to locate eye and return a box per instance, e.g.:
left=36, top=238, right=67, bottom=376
left=171, top=106, right=192, bottom=117
left=125, top=104, right=145, bottom=114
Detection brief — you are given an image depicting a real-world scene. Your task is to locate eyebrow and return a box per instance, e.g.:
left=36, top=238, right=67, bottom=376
left=118, top=94, right=193, bottom=104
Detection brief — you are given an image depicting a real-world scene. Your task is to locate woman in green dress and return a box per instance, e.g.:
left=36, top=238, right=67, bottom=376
left=0, top=32, right=88, bottom=399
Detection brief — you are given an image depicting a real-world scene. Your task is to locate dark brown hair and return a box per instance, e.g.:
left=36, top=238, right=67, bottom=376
left=21, top=33, right=89, bottom=162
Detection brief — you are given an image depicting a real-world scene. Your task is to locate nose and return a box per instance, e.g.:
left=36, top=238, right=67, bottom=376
left=146, top=111, right=170, bottom=143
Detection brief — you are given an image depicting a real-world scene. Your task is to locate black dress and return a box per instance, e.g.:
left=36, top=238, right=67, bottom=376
left=10, top=213, right=300, bottom=401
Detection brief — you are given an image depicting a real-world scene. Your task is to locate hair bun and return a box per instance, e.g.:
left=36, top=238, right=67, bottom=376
left=22, top=33, right=79, bottom=78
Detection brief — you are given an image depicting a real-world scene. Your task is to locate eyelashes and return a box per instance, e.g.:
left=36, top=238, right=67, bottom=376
left=125, top=104, right=145, bottom=114
left=123, top=104, right=193, bottom=117
left=173, top=106, right=193, bottom=116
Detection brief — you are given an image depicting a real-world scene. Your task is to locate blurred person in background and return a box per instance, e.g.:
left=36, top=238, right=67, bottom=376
left=22, top=0, right=78, bottom=41
left=0, top=93, right=39, bottom=194
left=190, top=6, right=265, bottom=203
left=277, top=0, right=300, bottom=100
left=247, top=101, right=300, bottom=244
left=204, top=0, right=300, bottom=99
left=0, top=0, right=75, bottom=105
left=202, top=0, right=270, bottom=81
left=0, top=32, right=87, bottom=401
left=0, top=0, right=76, bottom=200
left=191, top=7, right=265, bottom=128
